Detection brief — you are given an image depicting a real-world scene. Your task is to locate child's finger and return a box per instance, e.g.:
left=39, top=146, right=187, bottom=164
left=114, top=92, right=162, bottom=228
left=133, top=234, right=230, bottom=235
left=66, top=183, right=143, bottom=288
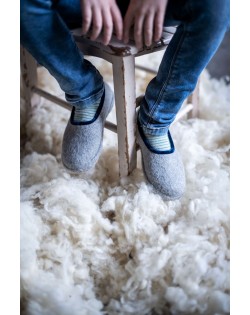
left=111, top=5, right=123, bottom=41
left=154, top=11, right=164, bottom=42
left=90, top=7, right=103, bottom=40
left=123, top=11, right=133, bottom=44
left=134, top=15, right=144, bottom=50
left=144, top=12, right=154, bottom=47
left=102, top=8, right=113, bottom=45
left=82, top=4, right=92, bottom=35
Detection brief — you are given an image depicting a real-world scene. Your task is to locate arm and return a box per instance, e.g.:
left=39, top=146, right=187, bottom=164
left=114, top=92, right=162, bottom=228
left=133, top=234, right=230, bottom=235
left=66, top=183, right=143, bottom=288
left=81, top=0, right=123, bottom=45
left=123, top=0, right=169, bottom=49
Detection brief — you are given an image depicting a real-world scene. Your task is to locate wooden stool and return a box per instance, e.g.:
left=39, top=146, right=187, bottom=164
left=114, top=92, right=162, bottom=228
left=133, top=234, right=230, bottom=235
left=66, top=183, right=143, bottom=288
left=21, top=27, right=199, bottom=178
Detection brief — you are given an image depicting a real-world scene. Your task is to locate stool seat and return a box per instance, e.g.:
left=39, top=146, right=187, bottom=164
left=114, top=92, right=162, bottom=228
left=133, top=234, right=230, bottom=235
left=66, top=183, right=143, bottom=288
left=72, top=26, right=176, bottom=58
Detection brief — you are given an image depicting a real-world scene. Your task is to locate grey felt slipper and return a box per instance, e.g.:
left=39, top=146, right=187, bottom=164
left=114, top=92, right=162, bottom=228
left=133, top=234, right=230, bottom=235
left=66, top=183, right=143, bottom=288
left=61, top=82, right=114, bottom=172
left=137, top=115, right=186, bottom=200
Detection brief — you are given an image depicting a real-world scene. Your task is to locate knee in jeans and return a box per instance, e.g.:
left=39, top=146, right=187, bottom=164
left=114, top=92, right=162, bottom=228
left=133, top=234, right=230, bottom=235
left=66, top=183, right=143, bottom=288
left=21, top=0, right=53, bottom=36
left=194, top=0, right=230, bottom=33
left=21, top=0, right=52, bottom=20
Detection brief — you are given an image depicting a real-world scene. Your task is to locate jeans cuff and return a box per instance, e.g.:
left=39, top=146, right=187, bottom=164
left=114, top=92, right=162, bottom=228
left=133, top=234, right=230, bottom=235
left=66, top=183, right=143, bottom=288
left=66, top=83, right=104, bottom=108
left=142, top=125, right=170, bottom=136
left=138, top=111, right=170, bottom=136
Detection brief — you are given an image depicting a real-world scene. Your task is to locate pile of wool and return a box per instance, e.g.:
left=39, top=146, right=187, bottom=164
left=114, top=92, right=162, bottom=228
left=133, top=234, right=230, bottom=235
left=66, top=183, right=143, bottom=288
left=20, top=52, right=229, bottom=315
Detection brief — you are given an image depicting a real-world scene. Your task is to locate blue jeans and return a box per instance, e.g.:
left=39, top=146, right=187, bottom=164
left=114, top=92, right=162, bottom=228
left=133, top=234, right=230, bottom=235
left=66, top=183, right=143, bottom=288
left=21, top=0, right=229, bottom=135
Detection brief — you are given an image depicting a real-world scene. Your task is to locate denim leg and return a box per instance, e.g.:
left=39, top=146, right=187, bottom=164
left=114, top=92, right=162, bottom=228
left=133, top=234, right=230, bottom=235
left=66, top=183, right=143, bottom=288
left=139, top=0, right=230, bottom=135
left=20, top=0, right=104, bottom=108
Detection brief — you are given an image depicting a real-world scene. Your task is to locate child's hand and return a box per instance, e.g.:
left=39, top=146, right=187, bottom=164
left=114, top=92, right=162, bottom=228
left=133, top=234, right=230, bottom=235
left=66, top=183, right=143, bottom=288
left=123, top=0, right=169, bottom=50
left=81, top=0, right=123, bottom=45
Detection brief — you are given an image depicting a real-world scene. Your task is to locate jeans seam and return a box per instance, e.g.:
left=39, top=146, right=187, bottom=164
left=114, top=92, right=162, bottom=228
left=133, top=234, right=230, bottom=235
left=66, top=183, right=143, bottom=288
left=145, top=24, right=187, bottom=128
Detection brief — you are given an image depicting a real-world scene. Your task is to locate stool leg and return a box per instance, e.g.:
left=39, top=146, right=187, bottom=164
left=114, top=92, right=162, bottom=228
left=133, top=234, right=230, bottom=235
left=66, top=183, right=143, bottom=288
left=187, top=79, right=200, bottom=119
left=20, top=46, right=38, bottom=121
left=112, top=55, right=137, bottom=178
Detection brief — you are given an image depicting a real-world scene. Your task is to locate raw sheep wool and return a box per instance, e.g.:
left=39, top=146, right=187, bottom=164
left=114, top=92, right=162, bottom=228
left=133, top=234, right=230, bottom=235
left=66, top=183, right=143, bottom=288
left=20, top=52, right=230, bottom=315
